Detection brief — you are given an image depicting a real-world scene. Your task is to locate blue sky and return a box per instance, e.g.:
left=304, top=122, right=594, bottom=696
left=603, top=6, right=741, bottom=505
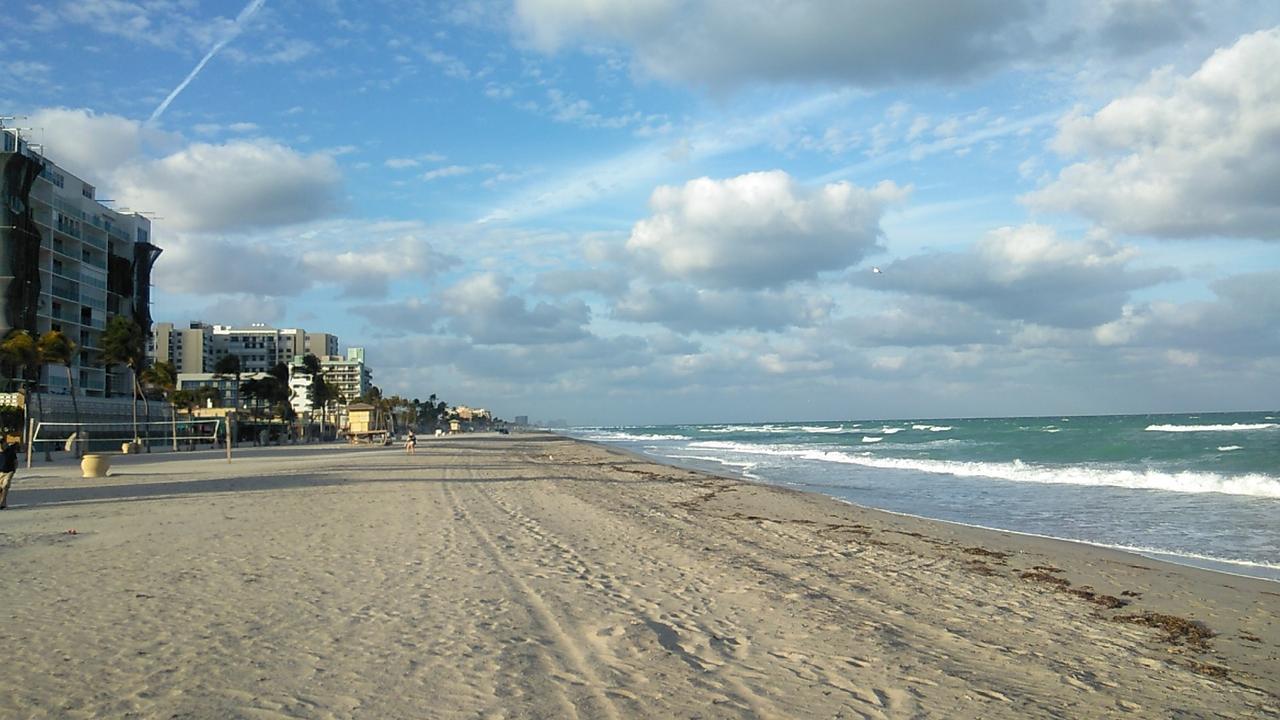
left=4, top=1, right=1279, bottom=424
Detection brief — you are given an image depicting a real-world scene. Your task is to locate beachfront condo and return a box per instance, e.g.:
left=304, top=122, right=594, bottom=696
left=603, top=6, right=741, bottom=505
left=1, top=121, right=162, bottom=399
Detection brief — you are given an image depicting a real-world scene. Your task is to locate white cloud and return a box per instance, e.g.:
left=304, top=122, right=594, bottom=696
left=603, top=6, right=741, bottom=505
left=300, top=230, right=455, bottom=298
left=421, top=165, right=477, bottom=181
left=385, top=152, right=447, bottom=169
left=27, top=108, right=341, bottom=233
left=513, top=1, right=1226, bottom=92
left=612, top=284, right=834, bottom=334
left=113, top=139, right=342, bottom=232
left=625, top=170, right=906, bottom=289
left=1090, top=270, right=1280, bottom=356
left=437, top=273, right=591, bottom=345
left=513, top=0, right=1039, bottom=88
left=200, top=294, right=289, bottom=326
left=39, top=0, right=185, bottom=47
left=872, top=224, right=1177, bottom=327
left=1026, top=27, right=1280, bottom=239
left=29, top=107, right=170, bottom=183
left=157, top=220, right=457, bottom=300
left=837, top=298, right=1007, bottom=347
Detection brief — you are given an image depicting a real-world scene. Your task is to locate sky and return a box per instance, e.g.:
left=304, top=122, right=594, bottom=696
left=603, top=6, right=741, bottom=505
left=2, top=0, right=1279, bottom=425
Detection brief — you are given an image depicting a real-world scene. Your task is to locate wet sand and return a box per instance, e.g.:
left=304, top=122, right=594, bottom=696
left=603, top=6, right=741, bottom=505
left=0, top=433, right=1276, bottom=718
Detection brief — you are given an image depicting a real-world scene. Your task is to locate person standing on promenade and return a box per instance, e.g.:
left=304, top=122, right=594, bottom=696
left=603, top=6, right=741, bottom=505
left=0, top=434, right=19, bottom=509
left=405, top=429, right=417, bottom=455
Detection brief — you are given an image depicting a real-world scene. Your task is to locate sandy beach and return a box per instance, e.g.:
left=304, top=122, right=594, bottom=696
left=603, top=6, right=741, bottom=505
left=0, top=433, right=1275, bottom=718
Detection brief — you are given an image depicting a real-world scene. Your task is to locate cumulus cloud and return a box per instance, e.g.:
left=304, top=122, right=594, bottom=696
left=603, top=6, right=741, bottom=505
left=626, top=171, right=906, bottom=290
left=1094, top=0, right=1207, bottom=56
left=513, top=0, right=1223, bottom=91
left=1025, top=27, right=1280, bottom=239
left=1092, top=270, right=1280, bottom=356
left=437, top=273, right=591, bottom=345
left=29, top=107, right=172, bottom=182
left=200, top=294, right=289, bottom=326
left=28, top=108, right=342, bottom=233
left=298, top=224, right=457, bottom=298
left=157, top=235, right=309, bottom=296
left=533, top=267, right=631, bottom=297
left=158, top=220, right=457, bottom=300
left=870, top=224, right=1177, bottom=327
left=837, top=299, right=1008, bottom=347
left=513, top=0, right=1039, bottom=88
left=612, top=284, right=833, bottom=334
left=113, top=140, right=342, bottom=232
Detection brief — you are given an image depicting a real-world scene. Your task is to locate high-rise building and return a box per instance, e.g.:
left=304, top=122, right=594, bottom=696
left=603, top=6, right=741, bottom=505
left=286, top=348, right=373, bottom=415
left=320, top=347, right=373, bottom=404
left=150, top=321, right=215, bottom=373
left=1, top=121, right=161, bottom=398
left=150, top=322, right=344, bottom=375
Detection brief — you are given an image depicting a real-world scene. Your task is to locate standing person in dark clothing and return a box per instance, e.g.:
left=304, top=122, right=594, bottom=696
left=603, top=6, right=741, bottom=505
left=0, top=435, right=19, bottom=509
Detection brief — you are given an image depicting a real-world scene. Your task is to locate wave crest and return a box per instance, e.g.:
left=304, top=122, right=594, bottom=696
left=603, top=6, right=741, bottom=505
left=1146, top=423, right=1278, bottom=432
left=687, top=440, right=1280, bottom=498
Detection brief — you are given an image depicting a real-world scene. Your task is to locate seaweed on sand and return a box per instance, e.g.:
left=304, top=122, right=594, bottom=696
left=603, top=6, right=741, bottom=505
left=963, top=546, right=1010, bottom=562
left=1019, top=570, right=1072, bottom=588
left=1114, top=612, right=1216, bottom=648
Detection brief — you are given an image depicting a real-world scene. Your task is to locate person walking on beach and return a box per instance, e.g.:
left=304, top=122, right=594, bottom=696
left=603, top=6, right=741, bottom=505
left=405, top=429, right=417, bottom=455
left=0, top=434, right=19, bottom=509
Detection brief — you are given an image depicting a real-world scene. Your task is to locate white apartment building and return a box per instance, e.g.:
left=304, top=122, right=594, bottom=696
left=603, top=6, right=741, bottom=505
left=211, top=323, right=289, bottom=373
left=151, top=323, right=342, bottom=375
left=320, top=347, right=373, bottom=405
left=2, top=122, right=161, bottom=399
left=289, top=347, right=372, bottom=415
left=149, top=321, right=368, bottom=413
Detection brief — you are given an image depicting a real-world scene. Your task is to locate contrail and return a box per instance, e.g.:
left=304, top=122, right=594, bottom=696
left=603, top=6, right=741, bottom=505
left=147, top=0, right=268, bottom=124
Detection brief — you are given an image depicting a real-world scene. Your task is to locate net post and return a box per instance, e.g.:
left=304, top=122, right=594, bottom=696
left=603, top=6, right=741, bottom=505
left=26, top=417, right=34, bottom=468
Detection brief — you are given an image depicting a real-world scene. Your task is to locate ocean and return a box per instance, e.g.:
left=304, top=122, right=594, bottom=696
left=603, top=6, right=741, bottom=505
left=568, top=411, right=1280, bottom=582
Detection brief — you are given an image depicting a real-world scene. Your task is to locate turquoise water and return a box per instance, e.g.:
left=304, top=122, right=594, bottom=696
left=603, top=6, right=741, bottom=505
left=569, top=411, right=1280, bottom=582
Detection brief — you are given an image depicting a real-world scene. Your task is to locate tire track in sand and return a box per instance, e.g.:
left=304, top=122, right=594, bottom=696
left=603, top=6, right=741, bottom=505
left=440, top=482, right=622, bottom=720
left=470, top=480, right=787, bottom=718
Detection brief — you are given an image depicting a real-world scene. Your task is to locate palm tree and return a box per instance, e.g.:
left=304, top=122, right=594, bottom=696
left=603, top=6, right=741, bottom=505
left=36, top=330, right=80, bottom=457
left=213, top=354, right=242, bottom=409
left=311, top=375, right=340, bottom=437
left=0, top=329, right=37, bottom=391
left=0, top=329, right=40, bottom=454
left=101, top=316, right=147, bottom=444
left=193, top=385, right=221, bottom=409
left=141, top=360, right=178, bottom=450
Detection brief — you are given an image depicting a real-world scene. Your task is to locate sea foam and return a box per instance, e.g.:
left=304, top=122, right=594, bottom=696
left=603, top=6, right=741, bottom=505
left=579, top=431, right=688, bottom=442
left=686, top=440, right=1280, bottom=498
left=1145, top=423, right=1278, bottom=432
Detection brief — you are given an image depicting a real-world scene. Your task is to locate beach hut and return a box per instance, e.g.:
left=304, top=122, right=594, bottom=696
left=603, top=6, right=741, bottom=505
left=343, top=403, right=390, bottom=444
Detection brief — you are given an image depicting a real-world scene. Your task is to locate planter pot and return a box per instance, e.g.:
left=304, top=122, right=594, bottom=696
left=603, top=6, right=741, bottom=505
left=121, top=441, right=141, bottom=454
left=81, top=454, right=111, bottom=478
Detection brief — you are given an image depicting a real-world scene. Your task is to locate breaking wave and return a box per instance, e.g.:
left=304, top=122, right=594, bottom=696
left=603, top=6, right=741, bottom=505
left=577, top=431, right=688, bottom=442
left=1146, top=423, right=1278, bottom=432
left=687, top=441, right=1280, bottom=498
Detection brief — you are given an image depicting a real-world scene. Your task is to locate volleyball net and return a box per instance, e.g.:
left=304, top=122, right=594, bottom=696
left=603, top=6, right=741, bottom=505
left=29, top=418, right=224, bottom=454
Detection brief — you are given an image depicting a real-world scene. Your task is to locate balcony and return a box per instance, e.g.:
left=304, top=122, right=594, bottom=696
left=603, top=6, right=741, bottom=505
left=80, top=231, right=107, bottom=251
left=50, top=281, right=79, bottom=303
